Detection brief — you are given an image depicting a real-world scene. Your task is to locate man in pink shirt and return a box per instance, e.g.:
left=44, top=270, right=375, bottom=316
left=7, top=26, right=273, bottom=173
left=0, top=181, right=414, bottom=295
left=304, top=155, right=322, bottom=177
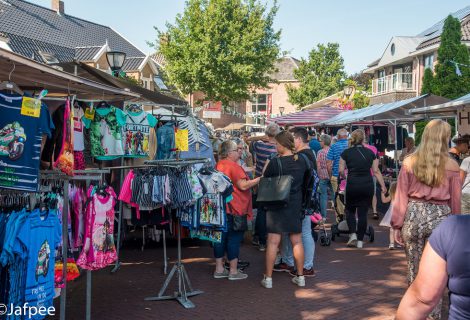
left=364, top=142, right=379, bottom=219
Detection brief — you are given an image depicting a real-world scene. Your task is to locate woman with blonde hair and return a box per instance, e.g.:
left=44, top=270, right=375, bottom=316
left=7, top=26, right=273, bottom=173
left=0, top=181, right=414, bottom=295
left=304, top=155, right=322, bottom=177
left=392, top=119, right=461, bottom=320
left=338, top=129, right=386, bottom=249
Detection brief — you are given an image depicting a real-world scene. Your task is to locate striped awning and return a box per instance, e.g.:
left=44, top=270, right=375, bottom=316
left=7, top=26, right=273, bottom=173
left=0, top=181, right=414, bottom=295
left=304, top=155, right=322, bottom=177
left=267, top=105, right=345, bottom=126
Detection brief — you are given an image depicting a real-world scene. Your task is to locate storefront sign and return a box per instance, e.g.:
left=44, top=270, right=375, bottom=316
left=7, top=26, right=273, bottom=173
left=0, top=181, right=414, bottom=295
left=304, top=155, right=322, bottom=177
left=202, top=101, right=222, bottom=119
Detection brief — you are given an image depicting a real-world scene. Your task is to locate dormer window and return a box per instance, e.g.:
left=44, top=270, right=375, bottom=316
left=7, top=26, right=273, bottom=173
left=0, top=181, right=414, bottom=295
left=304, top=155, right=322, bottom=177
left=38, top=51, right=59, bottom=64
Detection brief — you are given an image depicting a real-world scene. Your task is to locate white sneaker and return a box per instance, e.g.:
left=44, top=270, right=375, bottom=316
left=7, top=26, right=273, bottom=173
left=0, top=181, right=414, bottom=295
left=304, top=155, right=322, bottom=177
left=292, top=275, right=305, bottom=287
left=356, top=240, right=363, bottom=249
left=261, top=275, right=272, bottom=289
left=347, top=233, right=357, bottom=247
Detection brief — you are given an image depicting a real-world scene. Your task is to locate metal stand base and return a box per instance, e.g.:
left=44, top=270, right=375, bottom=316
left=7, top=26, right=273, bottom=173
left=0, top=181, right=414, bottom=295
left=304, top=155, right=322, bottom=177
left=145, top=221, right=202, bottom=309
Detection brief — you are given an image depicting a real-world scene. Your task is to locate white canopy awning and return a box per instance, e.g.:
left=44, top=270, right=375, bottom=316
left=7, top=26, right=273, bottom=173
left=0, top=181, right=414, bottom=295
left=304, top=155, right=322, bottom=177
left=318, top=94, right=450, bottom=126
left=409, top=92, right=470, bottom=114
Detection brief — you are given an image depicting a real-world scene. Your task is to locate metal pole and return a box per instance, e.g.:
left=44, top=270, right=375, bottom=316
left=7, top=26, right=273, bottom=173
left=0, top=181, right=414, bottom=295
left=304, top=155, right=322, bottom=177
left=394, top=120, right=399, bottom=173
left=112, top=158, right=125, bottom=273
left=86, top=270, right=92, bottom=320
left=60, top=179, right=69, bottom=320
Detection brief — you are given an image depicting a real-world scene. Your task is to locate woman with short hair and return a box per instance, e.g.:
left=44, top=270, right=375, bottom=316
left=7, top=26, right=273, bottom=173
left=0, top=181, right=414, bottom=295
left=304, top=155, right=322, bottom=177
left=392, top=119, right=462, bottom=320
left=213, top=140, right=260, bottom=280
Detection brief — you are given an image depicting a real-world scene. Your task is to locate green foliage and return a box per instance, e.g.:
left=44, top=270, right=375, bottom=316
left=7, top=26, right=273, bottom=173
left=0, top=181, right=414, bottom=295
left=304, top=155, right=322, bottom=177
left=287, top=43, right=346, bottom=108
left=352, top=91, right=370, bottom=109
left=432, top=15, right=470, bottom=99
left=154, top=0, right=281, bottom=104
left=421, top=68, right=434, bottom=95
left=414, top=120, right=429, bottom=146
left=120, top=74, right=142, bottom=87
left=349, top=72, right=373, bottom=92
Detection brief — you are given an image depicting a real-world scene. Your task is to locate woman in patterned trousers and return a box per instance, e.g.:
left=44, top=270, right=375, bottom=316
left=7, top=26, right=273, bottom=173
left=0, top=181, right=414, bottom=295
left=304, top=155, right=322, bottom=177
left=391, top=120, right=462, bottom=320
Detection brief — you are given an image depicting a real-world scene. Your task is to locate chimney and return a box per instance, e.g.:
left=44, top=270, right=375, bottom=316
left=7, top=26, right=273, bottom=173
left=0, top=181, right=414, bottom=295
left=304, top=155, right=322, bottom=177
left=51, top=0, right=64, bottom=15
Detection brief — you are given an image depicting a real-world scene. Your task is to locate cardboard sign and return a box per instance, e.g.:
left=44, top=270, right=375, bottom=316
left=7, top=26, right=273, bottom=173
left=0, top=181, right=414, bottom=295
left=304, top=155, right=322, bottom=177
left=20, top=97, right=41, bottom=118
left=175, top=129, right=189, bottom=151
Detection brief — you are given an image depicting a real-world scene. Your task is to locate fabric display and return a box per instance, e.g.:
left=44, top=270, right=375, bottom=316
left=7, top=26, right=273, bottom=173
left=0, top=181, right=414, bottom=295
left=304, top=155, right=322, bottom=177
left=178, top=116, right=216, bottom=166
left=77, top=185, right=117, bottom=270
left=123, top=105, right=158, bottom=158
left=0, top=192, right=62, bottom=320
left=82, top=103, right=127, bottom=160
left=73, top=101, right=86, bottom=170
left=119, top=166, right=233, bottom=244
left=156, top=121, right=176, bottom=160
left=53, top=98, right=74, bottom=176
left=0, top=93, right=54, bottom=191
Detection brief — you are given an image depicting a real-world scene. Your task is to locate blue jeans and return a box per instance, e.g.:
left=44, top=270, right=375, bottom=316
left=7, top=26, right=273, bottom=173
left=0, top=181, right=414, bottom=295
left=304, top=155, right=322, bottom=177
left=319, top=179, right=334, bottom=219
left=280, top=215, right=315, bottom=269
left=156, top=122, right=176, bottom=160
left=213, top=215, right=245, bottom=261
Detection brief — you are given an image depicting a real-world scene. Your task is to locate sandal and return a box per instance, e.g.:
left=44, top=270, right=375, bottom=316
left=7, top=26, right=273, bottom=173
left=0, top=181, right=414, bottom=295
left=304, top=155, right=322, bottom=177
left=373, top=212, right=379, bottom=220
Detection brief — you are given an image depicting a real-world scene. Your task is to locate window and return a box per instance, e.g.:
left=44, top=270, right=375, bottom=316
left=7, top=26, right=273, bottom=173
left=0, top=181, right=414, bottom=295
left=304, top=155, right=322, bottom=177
left=154, top=75, right=169, bottom=90
left=391, top=43, right=396, bottom=56
left=38, top=51, right=59, bottom=64
left=250, top=94, right=268, bottom=124
left=424, top=53, right=434, bottom=70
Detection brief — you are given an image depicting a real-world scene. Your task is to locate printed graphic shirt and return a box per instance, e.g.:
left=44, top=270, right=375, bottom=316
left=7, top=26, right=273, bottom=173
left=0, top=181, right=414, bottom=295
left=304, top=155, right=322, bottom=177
left=123, top=110, right=157, bottom=158
left=13, top=209, right=61, bottom=318
left=0, top=93, right=54, bottom=191
left=83, top=106, right=127, bottom=160
left=73, top=105, right=85, bottom=151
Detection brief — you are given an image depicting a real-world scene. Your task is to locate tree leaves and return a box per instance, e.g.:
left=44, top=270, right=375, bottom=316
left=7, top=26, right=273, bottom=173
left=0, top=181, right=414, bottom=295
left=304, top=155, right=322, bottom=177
left=286, top=43, right=346, bottom=108
left=155, top=0, right=281, bottom=104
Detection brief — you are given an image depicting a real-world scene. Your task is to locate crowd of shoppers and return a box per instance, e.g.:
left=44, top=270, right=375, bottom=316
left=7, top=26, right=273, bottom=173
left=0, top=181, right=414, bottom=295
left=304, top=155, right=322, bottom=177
left=210, top=119, right=469, bottom=318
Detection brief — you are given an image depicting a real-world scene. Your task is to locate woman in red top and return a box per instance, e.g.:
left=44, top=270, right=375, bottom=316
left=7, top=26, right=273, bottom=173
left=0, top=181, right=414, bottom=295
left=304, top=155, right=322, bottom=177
left=392, top=119, right=461, bottom=320
left=213, top=140, right=261, bottom=281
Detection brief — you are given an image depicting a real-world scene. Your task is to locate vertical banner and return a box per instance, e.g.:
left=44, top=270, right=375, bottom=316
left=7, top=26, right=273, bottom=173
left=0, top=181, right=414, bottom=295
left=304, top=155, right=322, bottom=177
left=267, top=94, right=273, bottom=117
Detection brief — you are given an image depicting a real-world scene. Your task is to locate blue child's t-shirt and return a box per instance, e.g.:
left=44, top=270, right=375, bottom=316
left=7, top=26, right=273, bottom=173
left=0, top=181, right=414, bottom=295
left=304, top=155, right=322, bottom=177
left=13, top=209, right=61, bottom=318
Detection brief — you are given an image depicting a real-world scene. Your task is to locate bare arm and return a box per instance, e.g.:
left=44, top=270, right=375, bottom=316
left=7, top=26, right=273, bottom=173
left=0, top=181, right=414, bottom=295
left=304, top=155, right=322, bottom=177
left=460, top=169, right=466, bottom=184
left=372, top=159, right=386, bottom=193
left=396, top=243, right=448, bottom=319
left=327, top=160, right=333, bottom=177
left=381, top=193, right=391, bottom=203
left=338, top=158, right=346, bottom=179
left=236, top=177, right=261, bottom=191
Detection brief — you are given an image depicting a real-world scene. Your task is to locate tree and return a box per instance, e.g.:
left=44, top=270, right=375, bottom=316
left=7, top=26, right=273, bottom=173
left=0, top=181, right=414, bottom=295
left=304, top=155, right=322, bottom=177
left=421, top=68, right=434, bottom=95
left=287, top=43, right=346, bottom=108
left=432, top=15, right=470, bottom=99
left=154, top=0, right=281, bottom=104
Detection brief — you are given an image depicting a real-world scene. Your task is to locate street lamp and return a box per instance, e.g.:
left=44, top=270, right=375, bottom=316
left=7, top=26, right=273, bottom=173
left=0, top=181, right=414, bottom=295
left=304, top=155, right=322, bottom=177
left=343, top=85, right=355, bottom=98
left=106, top=51, right=126, bottom=77
left=279, top=106, right=285, bottom=116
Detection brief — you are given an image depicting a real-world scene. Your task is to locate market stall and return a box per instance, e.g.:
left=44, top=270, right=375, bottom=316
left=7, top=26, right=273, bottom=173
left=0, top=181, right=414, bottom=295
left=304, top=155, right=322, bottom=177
left=266, top=105, right=344, bottom=126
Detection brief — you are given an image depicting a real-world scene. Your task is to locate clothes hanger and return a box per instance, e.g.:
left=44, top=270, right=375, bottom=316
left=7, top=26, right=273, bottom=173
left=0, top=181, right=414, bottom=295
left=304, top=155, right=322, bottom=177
left=0, top=62, right=24, bottom=95
left=96, top=100, right=110, bottom=109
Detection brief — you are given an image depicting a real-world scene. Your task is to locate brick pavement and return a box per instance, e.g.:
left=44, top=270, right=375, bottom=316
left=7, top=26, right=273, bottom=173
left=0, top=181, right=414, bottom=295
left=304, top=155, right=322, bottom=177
left=52, top=214, right=409, bottom=320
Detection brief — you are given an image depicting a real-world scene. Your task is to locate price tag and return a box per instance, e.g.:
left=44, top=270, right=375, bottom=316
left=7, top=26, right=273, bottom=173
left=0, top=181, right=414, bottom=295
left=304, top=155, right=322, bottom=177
left=84, top=107, right=95, bottom=120
left=20, top=97, right=41, bottom=118
left=175, top=129, right=189, bottom=151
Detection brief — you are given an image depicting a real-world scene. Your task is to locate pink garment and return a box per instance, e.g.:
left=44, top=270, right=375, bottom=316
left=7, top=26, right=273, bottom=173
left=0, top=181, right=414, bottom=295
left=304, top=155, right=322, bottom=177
left=364, top=143, right=378, bottom=176
left=72, top=187, right=85, bottom=248
left=391, top=164, right=461, bottom=229
left=77, top=186, right=118, bottom=270
left=118, top=170, right=140, bottom=218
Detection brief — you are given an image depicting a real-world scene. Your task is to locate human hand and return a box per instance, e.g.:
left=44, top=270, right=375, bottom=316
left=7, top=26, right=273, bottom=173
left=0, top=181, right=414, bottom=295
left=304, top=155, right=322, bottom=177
left=381, top=185, right=387, bottom=193
left=394, top=229, right=404, bottom=246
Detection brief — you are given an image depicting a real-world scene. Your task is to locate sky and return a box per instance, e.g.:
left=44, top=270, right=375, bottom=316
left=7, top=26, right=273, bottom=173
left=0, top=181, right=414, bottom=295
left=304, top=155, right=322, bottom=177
left=28, top=0, right=470, bottom=74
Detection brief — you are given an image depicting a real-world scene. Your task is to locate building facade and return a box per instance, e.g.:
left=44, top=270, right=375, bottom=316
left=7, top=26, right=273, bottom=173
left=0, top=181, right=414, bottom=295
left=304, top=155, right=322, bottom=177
left=364, top=5, right=470, bottom=105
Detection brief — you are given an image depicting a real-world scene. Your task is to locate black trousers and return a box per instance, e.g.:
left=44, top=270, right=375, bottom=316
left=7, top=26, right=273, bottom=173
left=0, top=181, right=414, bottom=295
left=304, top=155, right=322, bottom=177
left=346, top=206, right=368, bottom=241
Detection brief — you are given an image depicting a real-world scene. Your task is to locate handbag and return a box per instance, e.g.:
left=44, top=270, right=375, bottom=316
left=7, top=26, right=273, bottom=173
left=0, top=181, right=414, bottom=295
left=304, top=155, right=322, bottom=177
left=256, top=157, right=293, bottom=207
left=227, top=203, right=248, bottom=231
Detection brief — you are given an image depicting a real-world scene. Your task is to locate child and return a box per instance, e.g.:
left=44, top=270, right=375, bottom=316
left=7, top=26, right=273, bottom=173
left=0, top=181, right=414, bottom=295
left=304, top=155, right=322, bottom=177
left=380, top=182, right=398, bottom=250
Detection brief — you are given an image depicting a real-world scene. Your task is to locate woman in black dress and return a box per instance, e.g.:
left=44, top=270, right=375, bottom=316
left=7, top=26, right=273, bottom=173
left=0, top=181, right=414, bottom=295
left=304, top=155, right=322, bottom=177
left=261, top=131, right=309, bottom=289
left=339, top=129, right=386, bottom=249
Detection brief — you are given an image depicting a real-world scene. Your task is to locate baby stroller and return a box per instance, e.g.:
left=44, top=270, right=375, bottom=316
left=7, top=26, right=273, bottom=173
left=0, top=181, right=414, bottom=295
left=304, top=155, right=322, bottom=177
left=310, top=213, right=331, bottom=246
left=330, top=176, right=375, bottom=242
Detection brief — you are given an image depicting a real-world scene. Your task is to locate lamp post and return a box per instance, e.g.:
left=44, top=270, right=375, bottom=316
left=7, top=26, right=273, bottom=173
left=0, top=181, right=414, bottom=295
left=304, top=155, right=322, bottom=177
left=343, top=85, right=354, bottom=99
left=106, top=51, right=126, bottom=77
left=279, top=106, right=285, bottom=116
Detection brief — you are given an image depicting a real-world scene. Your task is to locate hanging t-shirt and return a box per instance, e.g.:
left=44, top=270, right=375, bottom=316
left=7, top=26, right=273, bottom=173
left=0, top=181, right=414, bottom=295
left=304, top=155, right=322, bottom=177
left=73, top=105, right=85, bottom=152
left=123, top=110, right=157, bottom=158
left=0, top=93, right=53, bottom=191
left=82, top=106, right=127, bottom=160
left=13, top=209, right=61, bottom=318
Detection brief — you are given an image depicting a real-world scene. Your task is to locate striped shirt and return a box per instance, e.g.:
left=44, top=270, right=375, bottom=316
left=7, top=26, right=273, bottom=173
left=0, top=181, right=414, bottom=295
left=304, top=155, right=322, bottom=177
left=326, top=139, right=349, bottom=177
left=316, top=147, right=330, bottom=180
left=251, top=140, right=277, bottom=177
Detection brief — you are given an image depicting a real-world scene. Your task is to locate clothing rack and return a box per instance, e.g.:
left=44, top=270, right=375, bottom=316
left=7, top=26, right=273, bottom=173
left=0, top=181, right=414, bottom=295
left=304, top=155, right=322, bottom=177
left=104, top=158, right=209, bottom=308
left=40, top=168, right=110, bottom=320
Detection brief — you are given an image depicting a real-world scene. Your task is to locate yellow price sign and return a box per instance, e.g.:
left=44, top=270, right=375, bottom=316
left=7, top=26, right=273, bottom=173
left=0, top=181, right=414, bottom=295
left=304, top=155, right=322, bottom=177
left=84, top=107, right=95, bottom=120
left=20, top=97, right=41, bottom=118
left=175, top=129, right=189, bottom=152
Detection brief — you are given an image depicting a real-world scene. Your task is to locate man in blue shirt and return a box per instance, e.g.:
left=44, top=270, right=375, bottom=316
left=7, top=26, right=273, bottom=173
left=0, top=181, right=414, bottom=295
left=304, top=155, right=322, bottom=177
left=309, top=131, right=322, bottom=156
left=327, top=128, right=349, bottom=216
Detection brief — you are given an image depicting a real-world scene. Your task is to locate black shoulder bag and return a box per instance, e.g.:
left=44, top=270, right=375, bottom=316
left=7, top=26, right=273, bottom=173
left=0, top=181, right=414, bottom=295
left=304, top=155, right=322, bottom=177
left=256, top=157, right=293, bottom=207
